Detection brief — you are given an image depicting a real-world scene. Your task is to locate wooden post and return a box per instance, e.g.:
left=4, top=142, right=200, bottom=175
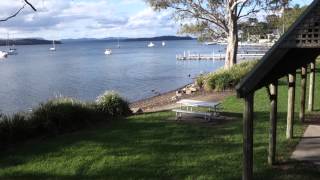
left=308, top=60, right=316, bottom=111
left=243, top=93, right=254, bottom=180
left=287, top=73, right=296, bottom=139
left=300, top=65, right=307, bottom=122
left=268, top=81, right=278, bottom=165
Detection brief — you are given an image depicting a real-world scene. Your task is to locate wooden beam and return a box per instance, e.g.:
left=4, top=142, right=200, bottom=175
left=287, top=72, right=296, bottom=139
left=268, top=81, right=278, bottom=165
left=308, top=60, right=316, bottom=111
left=300, top=65, right=307, bottom=122
left=243, top=93, right=254, bottom=180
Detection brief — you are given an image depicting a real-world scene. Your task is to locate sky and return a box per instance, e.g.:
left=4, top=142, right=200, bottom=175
left=0, top=0, right=314, bottom=40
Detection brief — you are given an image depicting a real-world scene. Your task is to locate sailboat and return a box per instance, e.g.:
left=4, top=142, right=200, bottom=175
left=7, top=33, right=17, bottom=55
left=8, top=46, right=17, bottom=55
left=147, top=42, right=155, bottom=47
left=0, top=51, right=8, bottom=59
left=49, top=40, right=56, bottom=51
left=162, top=41, right=166, bottom=46
left=104, top=49, right=112, bottom=55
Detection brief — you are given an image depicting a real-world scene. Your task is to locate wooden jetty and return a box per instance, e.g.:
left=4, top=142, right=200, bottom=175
left=176, top=51, right=265, bottom=61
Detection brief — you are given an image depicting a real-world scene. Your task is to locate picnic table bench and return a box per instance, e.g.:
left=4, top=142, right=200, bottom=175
left=172, top=99, right=222, bottom=121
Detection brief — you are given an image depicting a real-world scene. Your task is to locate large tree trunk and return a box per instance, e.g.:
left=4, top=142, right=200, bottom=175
left=225, top=7, right=238, bottom=69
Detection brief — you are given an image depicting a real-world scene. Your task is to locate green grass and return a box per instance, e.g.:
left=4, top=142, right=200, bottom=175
left=1, top=71, right=320, bottom=179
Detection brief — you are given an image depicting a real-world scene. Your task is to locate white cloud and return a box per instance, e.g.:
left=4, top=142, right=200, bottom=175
left=0, top=0, right=178, bottom=39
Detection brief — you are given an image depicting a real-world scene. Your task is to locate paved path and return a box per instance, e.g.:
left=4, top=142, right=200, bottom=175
left=291, top=124, right=320, bottom=165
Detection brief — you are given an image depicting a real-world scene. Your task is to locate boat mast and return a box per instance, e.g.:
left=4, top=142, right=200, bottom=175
left=6, top=33, right=9, bottom=50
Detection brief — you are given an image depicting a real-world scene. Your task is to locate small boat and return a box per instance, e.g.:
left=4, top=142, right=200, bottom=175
left=6, top=33, right=18, bottom=55
left=0, top=51, right=8, bottom=59
left=104, top=49, right=112, bottom=55
left=49, top=40, right=56, bottom=51
left=7, top=45, right=17, bottom=55
left=147, top=42, right=155, bottom=48
left=162, top=41, right=166, bottom=46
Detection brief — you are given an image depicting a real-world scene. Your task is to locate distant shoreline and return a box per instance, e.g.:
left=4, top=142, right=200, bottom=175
left=0, top=39, right=62, bottom=46
left=62, top=36, right=195, bottom=43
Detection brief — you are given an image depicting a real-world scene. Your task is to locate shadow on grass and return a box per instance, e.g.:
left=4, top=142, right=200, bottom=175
left=0, top=110, right=318, bottom=179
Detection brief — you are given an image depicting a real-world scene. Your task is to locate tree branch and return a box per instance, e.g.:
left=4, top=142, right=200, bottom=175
left=25, top=0, right=37, bottom=12
left=0, top=0, right=36, bottom=22
left=230, top=0, right=248, bottom=12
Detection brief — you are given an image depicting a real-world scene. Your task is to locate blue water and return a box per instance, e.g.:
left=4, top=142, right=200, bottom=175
left=0, top=40, right=224, bottom=113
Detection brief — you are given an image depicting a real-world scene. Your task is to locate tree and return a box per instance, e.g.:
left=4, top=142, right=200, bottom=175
left=0, top=0, right=36, bottom=22
left=146, top=0, right=276, bottom=69
left=277, top=5, right=306, bottom=33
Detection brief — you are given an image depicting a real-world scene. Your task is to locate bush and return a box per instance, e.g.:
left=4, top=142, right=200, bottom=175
left=198, top=60, right=258, bottom=91
left=0, top=92, right=131, bottom=149
left=0, top=113, right=30, bottom=148
left=30, top=98, right=96, bottom=136
left=96, top=91, right=131, bottom=117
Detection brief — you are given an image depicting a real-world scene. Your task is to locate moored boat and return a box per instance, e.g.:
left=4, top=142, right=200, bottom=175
left=0, top=51, right=8, bottom=59
left=105, top=49, right=112, bottom=55
left=147, top=42, right=155, bottom=47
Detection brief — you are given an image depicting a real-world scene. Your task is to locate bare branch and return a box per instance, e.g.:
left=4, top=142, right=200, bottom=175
left=25, top=0, right=37, bottom=12
left=0, top=0, right=37, bottom=22
left=0, top=4, right=26, bottom=22
left=230, top=0, right=248, bottom=12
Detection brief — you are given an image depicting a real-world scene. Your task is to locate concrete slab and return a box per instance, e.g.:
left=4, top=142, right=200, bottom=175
left=291, top=125, right=320, bottom=165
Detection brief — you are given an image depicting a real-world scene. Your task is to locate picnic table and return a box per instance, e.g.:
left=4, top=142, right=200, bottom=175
left=172, top=99, right=222, bottom=121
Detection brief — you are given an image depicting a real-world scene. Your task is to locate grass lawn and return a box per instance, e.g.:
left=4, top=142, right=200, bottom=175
left=1, top=71, right=320, bottom=179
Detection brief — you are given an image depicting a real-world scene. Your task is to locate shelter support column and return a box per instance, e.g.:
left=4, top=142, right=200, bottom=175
left=268, top=81, right=278, bottom=165
left=308, top=60, right=316, bottom=111
left=300, top=65, right=307, bottom=122
left=243, top=93, right=254, bottom=180
left=287, top=72, right=296, bottom=139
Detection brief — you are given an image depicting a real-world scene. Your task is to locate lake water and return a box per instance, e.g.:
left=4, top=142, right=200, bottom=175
left=0, top=40, right=225, bottom=113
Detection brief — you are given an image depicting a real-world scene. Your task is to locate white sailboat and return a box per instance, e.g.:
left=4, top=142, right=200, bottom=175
left=8, top=47, right=17, bottom=55
left=162, top=41, right=166, bottom=46
left=7, top=33, right=17, bottom=55
left=49, top=40, right=56, bottom=51
left=104, top=49, right=112, bottom=55
left=0, top=51, right=8, bottom=59
left=147, top=42, right=155, bottom=47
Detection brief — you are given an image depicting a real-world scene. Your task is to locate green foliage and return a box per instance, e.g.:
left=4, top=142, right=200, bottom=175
left=199, top=60, right=258, bottom=91
left=0, top=113, right=29, bottom=148
left=277, top=5, right=307, bottom=34
left=0, top=93, right=130, bottom=149
left=96, top=91, right=131, bottom=117
left=30, top=98, right=97, bottom=136
left=1, top=70, right=319, bottom=179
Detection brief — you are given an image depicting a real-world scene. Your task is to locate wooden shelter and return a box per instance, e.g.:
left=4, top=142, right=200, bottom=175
left=236, top=0, right=320, bottom=179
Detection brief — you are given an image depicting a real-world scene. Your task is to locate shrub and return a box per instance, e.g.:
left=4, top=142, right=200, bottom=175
left=0, top=113, right=30, bottom=149
left=0, top=92, right=131, bottom=149
left=198, top=60, right=258, bottom=91
left=96, top=91, right=131, bottom=117
left=196, top=75, right=205, bottom=87
left=30, top=98, right=96, bottom=136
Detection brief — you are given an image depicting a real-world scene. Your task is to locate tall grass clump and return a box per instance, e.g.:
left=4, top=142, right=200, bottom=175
left=0, top=113, right=30, bottom=149
left=0, top=92, right=130, bottom=149
left=96, top=91, right=131, bottom=117
left=30, top=98, right=97, bottom=136
left=197, top=60, right=258, bottom=91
